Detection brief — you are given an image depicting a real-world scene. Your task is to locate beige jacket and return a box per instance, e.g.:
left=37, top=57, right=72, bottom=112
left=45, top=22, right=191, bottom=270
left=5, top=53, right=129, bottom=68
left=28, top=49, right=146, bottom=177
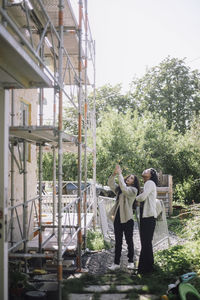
left=136, top=180, right=157, bottom=218
left=107, top=173, right=138, bottom=223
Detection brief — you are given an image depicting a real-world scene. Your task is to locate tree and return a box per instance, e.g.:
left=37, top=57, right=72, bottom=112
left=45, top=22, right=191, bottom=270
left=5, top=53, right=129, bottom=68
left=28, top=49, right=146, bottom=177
left=42, top=147, right=94, bottom=182
left=63, top=83, right=135, bottom=133
left=42, top=153, right=54, bottom=181
left=172, top=117, right=200, bottom=203
left=91, top=84, right=136, bottom=124
left=95, top=108, right=200, bottom=204
left=130, top=57, right=200, bottom=133
left=95, top=108, right=178, bottom=185
left=63, top=106, right=78, bottom=135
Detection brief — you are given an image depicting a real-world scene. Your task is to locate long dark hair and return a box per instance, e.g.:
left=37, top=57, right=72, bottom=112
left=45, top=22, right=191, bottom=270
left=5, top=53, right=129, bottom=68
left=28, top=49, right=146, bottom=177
left=116, top=174, right=140, bottom=197
left=150, top=168, right=159, bottom=186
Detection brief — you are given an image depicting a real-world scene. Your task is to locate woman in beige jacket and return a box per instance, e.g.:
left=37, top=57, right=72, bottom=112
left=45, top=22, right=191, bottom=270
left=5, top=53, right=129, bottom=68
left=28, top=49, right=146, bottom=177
left=108, top=165, right=140, bottom=271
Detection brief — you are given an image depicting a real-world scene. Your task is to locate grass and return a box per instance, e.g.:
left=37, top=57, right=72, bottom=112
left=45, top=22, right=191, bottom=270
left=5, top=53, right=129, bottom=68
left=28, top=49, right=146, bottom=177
left=62, top=269, right=182, bottom=300
left=62, top=260, right=200, bottom=298
left=62, top=269, right=169, bottom=298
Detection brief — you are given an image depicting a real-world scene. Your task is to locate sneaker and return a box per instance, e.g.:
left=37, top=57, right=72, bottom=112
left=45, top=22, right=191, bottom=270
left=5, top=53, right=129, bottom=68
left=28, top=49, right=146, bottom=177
left=127, top=262, right=134, bottom=270
left=108, top=263, right=120, bottom=271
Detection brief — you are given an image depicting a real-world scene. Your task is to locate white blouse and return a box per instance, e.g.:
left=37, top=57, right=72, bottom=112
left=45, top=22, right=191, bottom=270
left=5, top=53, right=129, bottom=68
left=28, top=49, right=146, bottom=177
left=136, top=180, right=157, bottom=218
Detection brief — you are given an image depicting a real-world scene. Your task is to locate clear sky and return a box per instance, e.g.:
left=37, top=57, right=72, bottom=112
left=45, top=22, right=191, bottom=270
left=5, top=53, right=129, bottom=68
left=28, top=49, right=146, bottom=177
left=44, top=0, right=200, bottom=122
left=88, top=0, right=200, bottom=91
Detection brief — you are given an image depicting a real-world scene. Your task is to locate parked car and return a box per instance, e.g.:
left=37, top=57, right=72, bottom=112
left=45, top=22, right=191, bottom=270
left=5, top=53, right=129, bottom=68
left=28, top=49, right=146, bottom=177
left=96, top=184, right=115, bottom=198
left=64, top=182, right=90, bottom=195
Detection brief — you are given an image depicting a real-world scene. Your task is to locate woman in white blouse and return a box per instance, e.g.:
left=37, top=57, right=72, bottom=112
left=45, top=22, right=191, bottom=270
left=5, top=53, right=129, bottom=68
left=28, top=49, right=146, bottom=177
left=136, top=168, right=158, bottom=274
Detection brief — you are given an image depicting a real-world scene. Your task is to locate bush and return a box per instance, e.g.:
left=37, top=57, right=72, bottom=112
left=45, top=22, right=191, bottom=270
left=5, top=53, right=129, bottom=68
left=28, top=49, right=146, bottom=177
left=168, top=204, right=200, bottom=240
left=174, top=177, right=200, bottom=204
left=155, top=241, right=200, bottom=277
left=156, top=208, right=200, bottom=280
left=86, top=230, right=111, bottom=251
left=181, top=210, right=200, bottom=241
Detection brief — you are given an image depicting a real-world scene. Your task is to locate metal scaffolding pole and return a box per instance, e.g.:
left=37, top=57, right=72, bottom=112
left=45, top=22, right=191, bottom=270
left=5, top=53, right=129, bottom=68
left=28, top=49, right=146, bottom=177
left=53, top=77, right=57, bottom=235
left=10, top=89, right=15, bottom=247
left=77, top=0, right=83, bottom=271
left=52, top=148, right=56, bottom=236
left=38, top=147, right=43, bottom=253
left=38, top=104, right=43, bottom=254
left=38, top=45, right=44, bottom=254
left=0, top=89, right=9, bottom=300
left=83, top=0, right=88, bottom=250
left=23, top=110, right=28, bottom=272
left=93, top=41, right=97, bottom=228
left=58, top=0, right=64, bottom=298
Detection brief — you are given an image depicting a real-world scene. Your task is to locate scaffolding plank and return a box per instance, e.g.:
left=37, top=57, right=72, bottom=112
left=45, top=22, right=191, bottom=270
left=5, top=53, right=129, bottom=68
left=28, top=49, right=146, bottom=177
left=27, top=230, right=75, bottom=251
left=43, top=143, right=78, bottom=153
left=27, top=213, right=93, bottom=251
left=9, top=126, right=77, bottom=145
left=32, top=0, right=78, bottom=28
left=2, top=2, right=89, bottom=86
left=39, top=212, right=93, bottom=227
left=29, top=0, right=84, bottom=85
left=0, top=24, right=52, bottom=89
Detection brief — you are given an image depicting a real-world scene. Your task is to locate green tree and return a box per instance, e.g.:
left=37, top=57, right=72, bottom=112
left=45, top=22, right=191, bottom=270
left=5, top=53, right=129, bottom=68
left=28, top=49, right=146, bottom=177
left=172, top=118, right=200, bottom=203
left=42, top=153, right=54, bottom=180
left=63, top=106, right=78, bottom=135
left=95, top=109, right=178, bottom=185
left=42, top=151, right=92, bottom=182
left=62, top=152, right=78, bottom=181
left=130, top=57, right=200, bottom=133
left=95, top=108, right=200, bottom=204
left=92, top=84, right=135, bottom=124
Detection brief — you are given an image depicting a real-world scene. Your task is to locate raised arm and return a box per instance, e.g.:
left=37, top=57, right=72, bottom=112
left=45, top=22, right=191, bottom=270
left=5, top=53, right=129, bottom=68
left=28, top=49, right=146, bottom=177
left=107, top=174, right=118, bottom=195
left=118, top=173, right=137, bottom=198
left=136, top=180, right=154, bottom=202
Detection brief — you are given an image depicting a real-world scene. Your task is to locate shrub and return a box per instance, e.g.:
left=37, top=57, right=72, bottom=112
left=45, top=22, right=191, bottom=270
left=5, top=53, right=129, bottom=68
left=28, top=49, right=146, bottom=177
left=182, top=209, right=200, bottom=241
left=174, top=177, right=200, bottom=204
left=86, top=230, right=111, bottom=251
left=155, top=241, right=200, bottom=277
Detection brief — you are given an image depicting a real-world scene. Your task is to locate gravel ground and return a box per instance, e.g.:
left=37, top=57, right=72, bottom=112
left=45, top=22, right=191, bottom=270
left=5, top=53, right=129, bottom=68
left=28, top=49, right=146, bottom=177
left=82, top=222, right=184, bottom=275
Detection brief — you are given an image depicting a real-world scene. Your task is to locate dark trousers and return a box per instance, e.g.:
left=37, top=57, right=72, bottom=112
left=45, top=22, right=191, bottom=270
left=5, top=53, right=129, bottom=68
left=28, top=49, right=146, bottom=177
left=138, top=215, right=156, bottom=273
left=114, top=209, right=134, bottom=265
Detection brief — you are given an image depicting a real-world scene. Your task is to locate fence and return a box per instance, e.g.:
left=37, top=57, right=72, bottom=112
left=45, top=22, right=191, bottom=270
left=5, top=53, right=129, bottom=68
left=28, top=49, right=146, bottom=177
left=158, top=174, right=173, bottom=216
left=98, top=180, right=171, bottom=248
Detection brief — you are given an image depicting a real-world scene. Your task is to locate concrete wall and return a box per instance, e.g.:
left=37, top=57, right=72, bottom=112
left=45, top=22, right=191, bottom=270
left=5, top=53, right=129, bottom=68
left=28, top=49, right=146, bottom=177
left=8, top=89, right=38, bottom=247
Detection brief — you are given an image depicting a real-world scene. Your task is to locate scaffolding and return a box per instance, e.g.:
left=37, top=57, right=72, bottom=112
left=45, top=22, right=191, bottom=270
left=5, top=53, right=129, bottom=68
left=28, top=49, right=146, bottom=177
left=0, top=0, right=96, bottom=299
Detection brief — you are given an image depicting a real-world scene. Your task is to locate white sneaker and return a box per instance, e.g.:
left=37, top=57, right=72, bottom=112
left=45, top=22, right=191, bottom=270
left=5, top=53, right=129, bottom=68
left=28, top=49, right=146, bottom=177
left=108, top=263, right=120, bottom=271
left=127, top=262, right=134, bottom=270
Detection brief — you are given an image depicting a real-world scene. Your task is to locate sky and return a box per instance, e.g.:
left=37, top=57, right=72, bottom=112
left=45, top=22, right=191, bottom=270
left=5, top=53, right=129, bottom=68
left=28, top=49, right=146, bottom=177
left=44, top=0, right=200, bottom=121
left=87, top=0, right=200, bottom=91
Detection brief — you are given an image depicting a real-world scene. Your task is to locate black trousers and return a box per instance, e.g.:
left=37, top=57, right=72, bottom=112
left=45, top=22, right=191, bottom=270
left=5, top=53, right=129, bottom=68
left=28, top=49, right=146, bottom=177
left=114, top=209, right=134, bottom=265
left=138, top=214, right=156, bottom=274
